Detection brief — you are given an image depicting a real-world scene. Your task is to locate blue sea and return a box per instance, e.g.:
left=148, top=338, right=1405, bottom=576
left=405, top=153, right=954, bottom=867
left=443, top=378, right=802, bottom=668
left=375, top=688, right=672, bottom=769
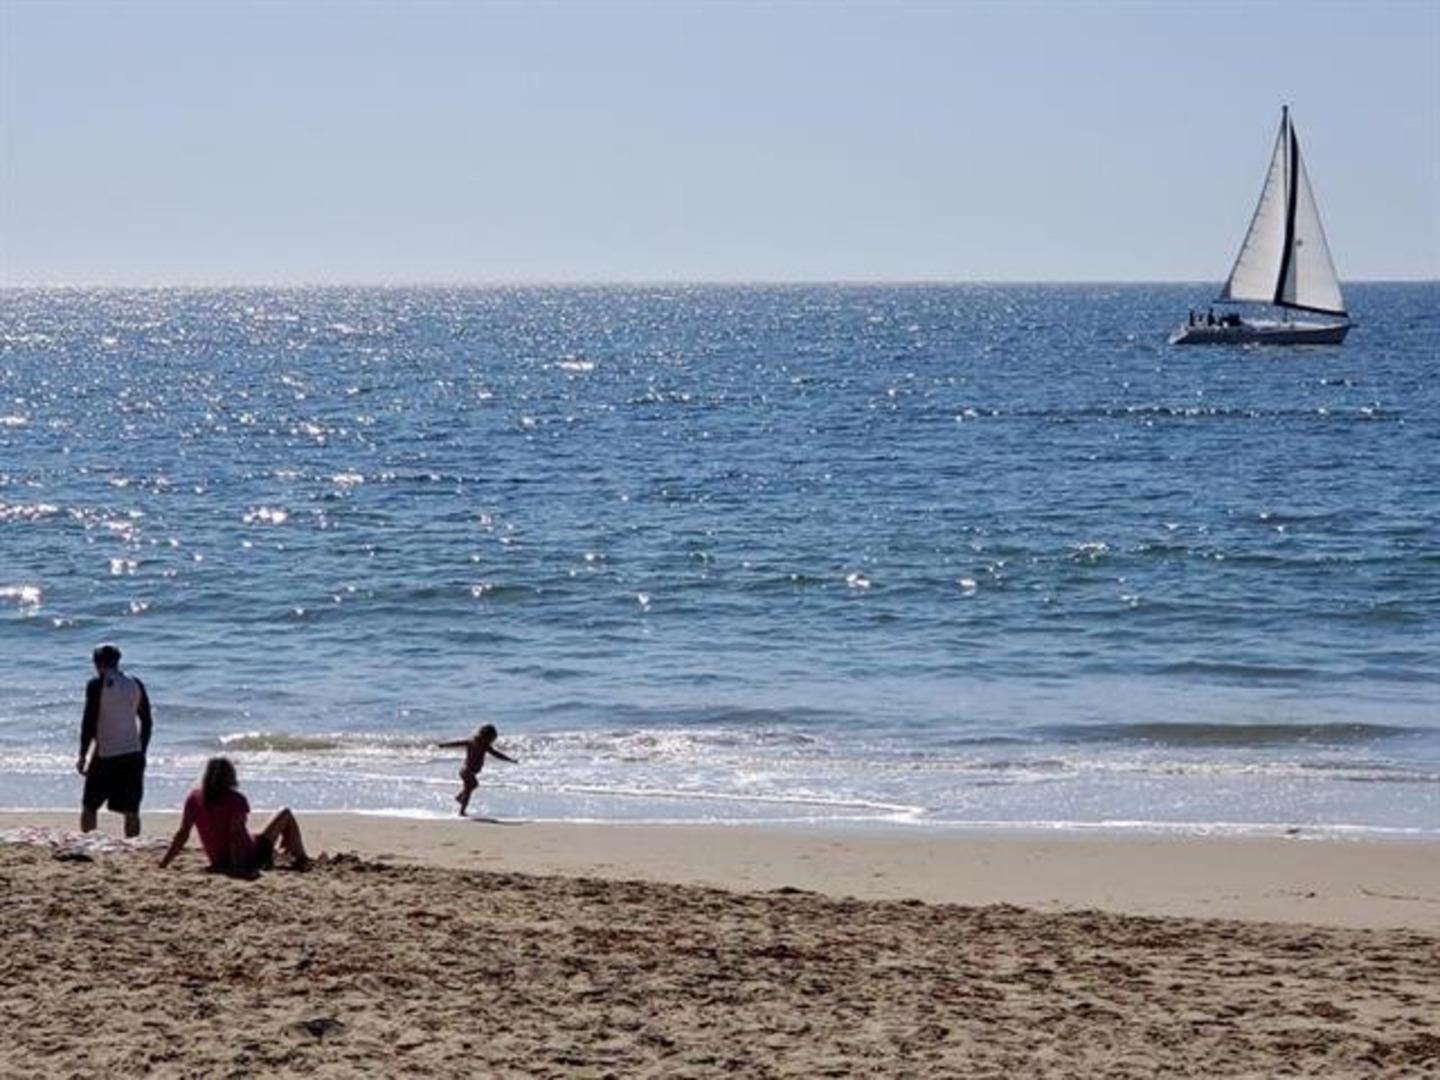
left=1, top=284, right=1436, bottom=834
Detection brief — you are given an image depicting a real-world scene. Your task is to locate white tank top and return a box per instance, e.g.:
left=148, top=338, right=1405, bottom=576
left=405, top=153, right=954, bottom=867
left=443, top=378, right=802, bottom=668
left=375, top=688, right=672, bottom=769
left=95, top=671, right=144, bottom=758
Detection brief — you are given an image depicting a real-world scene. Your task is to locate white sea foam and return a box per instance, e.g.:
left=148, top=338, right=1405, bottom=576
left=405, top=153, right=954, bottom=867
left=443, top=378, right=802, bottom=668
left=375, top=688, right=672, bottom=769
left=0, top=585, right=42, bottom=613
left=0, top=502, right=59, bottom=524
left=243, top=506, right=290, bottom=525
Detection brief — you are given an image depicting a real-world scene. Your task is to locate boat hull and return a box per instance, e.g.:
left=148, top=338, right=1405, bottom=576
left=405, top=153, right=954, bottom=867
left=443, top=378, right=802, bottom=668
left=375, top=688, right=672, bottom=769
left=1168, top=319, right=1350, bottom=346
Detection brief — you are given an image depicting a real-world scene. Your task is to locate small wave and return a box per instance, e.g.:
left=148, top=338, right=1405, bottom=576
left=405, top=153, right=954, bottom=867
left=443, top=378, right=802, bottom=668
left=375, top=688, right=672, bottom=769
left=242, top=506, right=290, bottom=526
left=1250, top=508, right=1356, bottom=527
left=1135, top=541, right=1192, bottom=558
left=1333, top=604, right=1426, bottom=626
left=529, top=702, right=841, bottom=730
left=512, top=725, right=824, bottom=760
left=1042, top=721, right=1416, bottom=748
left=0, top=585, right=43, bottom=608
left=553, top=357, right=595, bottom=373
left=1299, top=762, right=1440, bottom=784
left=217, top=730, right=490, bottom=756
left=1157, top=660, right=1318, bottom=681
left=220, top=732, right=343, bottom=752
left=1015, top=404, right=1403, bottom=424
left=0, top=502, right=61, bottom=525
left=738, top=572, right=830, bottom=592
left=467, top=582, right=541, bottom=602
left=933, top=734, right=1031, bottom=749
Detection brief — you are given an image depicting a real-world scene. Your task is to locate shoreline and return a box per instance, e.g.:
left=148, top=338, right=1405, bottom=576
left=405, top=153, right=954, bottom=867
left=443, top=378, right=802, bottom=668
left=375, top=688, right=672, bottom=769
left=4, top=810, right=1437, bottom=930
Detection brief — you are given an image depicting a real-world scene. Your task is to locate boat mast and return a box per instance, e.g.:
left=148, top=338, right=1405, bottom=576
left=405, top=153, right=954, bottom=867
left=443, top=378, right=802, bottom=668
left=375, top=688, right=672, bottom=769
left=1273, top=105, right=1297, bottom=316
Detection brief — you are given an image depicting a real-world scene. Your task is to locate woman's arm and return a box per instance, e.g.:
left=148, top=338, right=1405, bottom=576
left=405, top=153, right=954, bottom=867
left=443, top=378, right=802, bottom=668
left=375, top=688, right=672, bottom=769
left=227, top=805, right=252, bottom=872
left=158, top=799, right=196, bottom=868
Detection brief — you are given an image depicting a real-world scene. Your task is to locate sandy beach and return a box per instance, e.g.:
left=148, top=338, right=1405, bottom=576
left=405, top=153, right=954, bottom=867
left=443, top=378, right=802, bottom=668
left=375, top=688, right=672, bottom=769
left=2, top=813, right=1437, bottom=1077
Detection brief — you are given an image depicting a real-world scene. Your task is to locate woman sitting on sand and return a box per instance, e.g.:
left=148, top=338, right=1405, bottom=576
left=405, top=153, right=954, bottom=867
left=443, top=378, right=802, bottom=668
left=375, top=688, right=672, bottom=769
left=159, top=757, right=310, bottom=876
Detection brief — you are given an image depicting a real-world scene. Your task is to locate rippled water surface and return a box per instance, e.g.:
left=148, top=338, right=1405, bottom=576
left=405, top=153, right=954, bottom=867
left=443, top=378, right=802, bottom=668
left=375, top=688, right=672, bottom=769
left=1, top=284, right=1436, bottom=831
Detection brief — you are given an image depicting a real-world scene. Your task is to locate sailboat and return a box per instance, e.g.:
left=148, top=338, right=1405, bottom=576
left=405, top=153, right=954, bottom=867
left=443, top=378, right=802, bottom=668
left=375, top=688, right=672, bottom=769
left=1171, top=106, right=1350, bottom=345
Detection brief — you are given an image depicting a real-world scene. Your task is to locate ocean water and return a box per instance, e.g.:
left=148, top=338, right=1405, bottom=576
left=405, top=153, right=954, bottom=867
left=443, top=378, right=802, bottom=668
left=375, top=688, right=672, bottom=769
left=1, top=283, right=1436, bottom=834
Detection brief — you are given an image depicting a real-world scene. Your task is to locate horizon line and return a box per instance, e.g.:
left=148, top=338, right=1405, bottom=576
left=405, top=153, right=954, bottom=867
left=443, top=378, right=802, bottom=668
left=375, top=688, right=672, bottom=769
left=2, top=276, right=1436, bottom=290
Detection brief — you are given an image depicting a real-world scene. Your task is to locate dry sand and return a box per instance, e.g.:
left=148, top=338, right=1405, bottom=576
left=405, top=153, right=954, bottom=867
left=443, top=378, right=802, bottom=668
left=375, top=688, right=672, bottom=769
left=2, top=813, right=1437, bottom=1077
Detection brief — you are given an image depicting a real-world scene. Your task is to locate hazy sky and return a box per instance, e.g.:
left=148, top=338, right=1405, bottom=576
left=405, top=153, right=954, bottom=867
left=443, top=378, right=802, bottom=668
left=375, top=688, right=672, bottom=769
left=2, top=1, right=1436, bottom=285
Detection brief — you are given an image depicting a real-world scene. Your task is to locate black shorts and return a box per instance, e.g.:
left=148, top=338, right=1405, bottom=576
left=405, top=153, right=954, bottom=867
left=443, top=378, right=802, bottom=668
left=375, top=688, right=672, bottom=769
left=82, top=752, right=146, bottom=814
left=209, top=836, right=275, bottom=878
left=252, top=834, right=276, bottom=871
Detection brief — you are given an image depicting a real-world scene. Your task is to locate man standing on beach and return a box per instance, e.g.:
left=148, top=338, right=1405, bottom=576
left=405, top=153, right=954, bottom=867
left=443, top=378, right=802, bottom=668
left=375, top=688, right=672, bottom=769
left=77, top=643, right=153, bottom=838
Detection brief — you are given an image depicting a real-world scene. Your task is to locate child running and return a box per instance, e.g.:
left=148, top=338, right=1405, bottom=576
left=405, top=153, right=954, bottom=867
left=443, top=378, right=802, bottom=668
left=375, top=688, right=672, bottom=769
left=438, top=723, right=517, bottom=816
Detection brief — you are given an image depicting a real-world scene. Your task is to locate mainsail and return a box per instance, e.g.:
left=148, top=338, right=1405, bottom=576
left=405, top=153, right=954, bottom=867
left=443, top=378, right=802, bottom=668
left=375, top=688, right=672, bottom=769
left=1218, top=107, right=1347, bottom=317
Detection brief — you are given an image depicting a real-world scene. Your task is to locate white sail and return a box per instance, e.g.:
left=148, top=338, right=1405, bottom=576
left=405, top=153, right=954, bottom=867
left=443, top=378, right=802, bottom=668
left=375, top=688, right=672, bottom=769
left=1219, top=109, right=1347, bottom=317
left=1220, top=115, right=1289, bottom=304
left=1277, top=143, right=1346, bottom=314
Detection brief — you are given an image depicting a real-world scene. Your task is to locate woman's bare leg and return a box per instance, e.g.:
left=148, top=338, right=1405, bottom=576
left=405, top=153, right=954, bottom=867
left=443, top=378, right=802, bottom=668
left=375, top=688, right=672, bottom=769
left=260, top=808, right=310, bottom=867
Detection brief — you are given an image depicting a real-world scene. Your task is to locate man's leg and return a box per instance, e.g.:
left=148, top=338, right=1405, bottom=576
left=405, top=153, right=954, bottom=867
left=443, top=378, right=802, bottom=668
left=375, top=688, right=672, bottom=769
left=80, top=761, right=100, bottom=832
left=116, top=755, right=143, bottom=838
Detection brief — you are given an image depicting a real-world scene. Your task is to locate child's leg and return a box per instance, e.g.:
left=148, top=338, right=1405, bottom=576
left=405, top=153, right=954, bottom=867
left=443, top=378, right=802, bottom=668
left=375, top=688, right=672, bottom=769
left=457, top=771, right=477, bottom=816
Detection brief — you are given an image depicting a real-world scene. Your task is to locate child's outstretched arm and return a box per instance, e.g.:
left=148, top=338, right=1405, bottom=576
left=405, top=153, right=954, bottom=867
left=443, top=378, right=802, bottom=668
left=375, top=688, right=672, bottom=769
left=437, top=738, right=472, bottom=748
left=487, top=746, right=517, bottom=764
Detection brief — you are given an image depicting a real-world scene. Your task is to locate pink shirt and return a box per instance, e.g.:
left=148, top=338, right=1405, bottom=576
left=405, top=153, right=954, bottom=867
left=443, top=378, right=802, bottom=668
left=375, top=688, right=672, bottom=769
left=185, top=788, right=256, bottom=870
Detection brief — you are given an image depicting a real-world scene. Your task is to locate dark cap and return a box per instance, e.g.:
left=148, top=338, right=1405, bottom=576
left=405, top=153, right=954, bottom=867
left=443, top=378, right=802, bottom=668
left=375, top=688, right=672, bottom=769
left=92, top=642, right=122, bottom=667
